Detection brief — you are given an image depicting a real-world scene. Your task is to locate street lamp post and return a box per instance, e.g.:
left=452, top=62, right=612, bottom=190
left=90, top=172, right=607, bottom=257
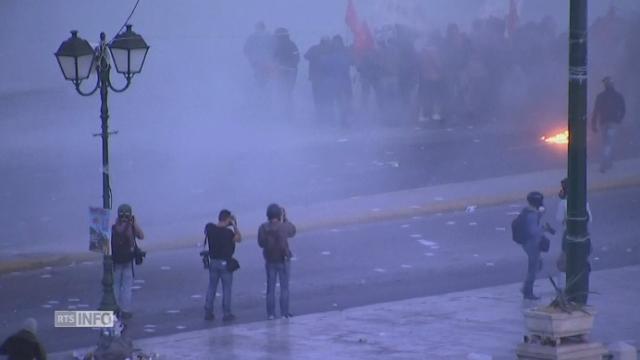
left=55, top=25, right=149, bottom=314
left=566, top=0, right=590, bottom=305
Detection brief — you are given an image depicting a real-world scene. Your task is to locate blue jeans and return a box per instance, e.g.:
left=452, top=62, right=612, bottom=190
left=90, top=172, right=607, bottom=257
left=205, top=259, right=233, bottom=316
left=265, top=261, right=290, bottom=317
left=522, top=248, right=542, bottom=297
left=113, top=262, right=133, bottom=312
left=601, top=124, right=618, bottom=170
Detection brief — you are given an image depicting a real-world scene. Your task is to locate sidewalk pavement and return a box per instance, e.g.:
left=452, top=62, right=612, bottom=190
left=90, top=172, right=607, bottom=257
left=50, top=265, right=640, bottom=360
left=2, top=157, right=640, bottom=275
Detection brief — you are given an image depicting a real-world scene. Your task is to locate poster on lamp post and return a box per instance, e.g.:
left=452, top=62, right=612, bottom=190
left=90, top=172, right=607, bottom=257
left=89, top=207, right=110, bottom=253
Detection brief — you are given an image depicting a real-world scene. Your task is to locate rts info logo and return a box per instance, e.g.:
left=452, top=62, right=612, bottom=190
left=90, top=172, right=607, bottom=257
left=54, top=311, right=115, bottom=328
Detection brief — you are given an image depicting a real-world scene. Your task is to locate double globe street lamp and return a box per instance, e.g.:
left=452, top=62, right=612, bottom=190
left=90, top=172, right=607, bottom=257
left=54, top=25, right=149, bottom=314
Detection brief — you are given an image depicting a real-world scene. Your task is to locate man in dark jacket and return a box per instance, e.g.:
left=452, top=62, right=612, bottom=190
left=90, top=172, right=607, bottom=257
left=0, top=318, right=46, bottom=360
left=305, top=37, right=332, bottom=121
left=258, top=203, right=296, bottom=320
left=591, top=76, right=626, bottom=173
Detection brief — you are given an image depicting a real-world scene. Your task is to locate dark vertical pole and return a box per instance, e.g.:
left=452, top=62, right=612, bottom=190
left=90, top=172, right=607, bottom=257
left=96, top=32, right=119, bottom=313
left=99, top=33, right=112, bottom=211
left=566, top=0, right=590, bottom=305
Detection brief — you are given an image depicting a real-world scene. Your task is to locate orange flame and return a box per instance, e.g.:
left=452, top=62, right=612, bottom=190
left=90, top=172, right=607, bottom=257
left=541, top=130, right=569, bottom=145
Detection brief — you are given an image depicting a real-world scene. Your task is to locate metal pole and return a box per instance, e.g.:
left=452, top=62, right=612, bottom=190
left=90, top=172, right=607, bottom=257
left=566, top=0, right=590, bottom=305
left=95, top=32, right=119, bottom=313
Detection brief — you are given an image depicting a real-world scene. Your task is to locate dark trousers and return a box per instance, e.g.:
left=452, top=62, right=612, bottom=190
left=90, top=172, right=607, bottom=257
left=522, top=249, right=542, bottom=297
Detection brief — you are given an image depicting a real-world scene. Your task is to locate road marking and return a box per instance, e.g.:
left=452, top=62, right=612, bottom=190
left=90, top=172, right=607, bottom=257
left=40, top=274, right=52, bottom=279
left=321, top=251, right=331, bottom=255
left=373, top=268, right=387, bottom=273
left=626, top=248, right=633, bottom=253
left=506, top=211, right=520, bottom=216
left=417, top=240, right=437, bottom=247
left=469, top=222, right=478, bottom=226
left=424, top=252, right=435, bottom=257
left=48, top=300, right=60, bottom=304
left=176, top=325, right=187, bottom=330
left=77, top=304, right=89, bottom=308
left=401, top=264, right=413, bottom=269
left=412, top=216, right=423, bottom=220
left=400, top=224, right=410, bottom=228
left=410, top=234, right=423, bottom=238
left=190, top=294, right=202, bottom=299
left=134, top=279, right=145, bottom=284
left=166, top=310, right=180, bottom=314
left=473, top=254, right=479, bottom=257
left=446, top=221, right=456, bottom=225
left=485, top=262, right=495, bottom=266
left=160, top=266, right=171, bottom=270
left=131, top=286, right=142, bottom=291
left=144, top=324, right=156, bottom=328
left=144, top=328, right=156, bottom=333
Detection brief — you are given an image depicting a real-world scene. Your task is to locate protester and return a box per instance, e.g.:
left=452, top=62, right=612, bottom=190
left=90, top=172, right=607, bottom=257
left=257, top=204, right=297, bottom=319
left=111, top=203, right=145, bottom=319
left=244, top=21, right=275, bottom=89
left=203, top=209, right=242, bottom=322
left=0, top=318, right=46, bottom=360
left=591, top=76, right=626, bottom=173
left=272, top=28, right=300, bottom=119
left=305, top=37, right=332, bottom=122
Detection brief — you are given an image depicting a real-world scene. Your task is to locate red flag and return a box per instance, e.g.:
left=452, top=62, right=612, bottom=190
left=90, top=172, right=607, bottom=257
left=345, top=0, right=359, bottom=33
left=506, top=0, right=519, bottom=37
left=354, top=21, right=374, bottom=55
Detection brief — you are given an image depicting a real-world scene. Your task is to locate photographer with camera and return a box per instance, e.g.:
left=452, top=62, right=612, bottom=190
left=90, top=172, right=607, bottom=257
left=203, top=209, right=242, bottom=322
left=516, top=192, right=555, bottom=301
left=258, top=203, right=296, bottom=320
left=111, top=204, right=145, bottom=320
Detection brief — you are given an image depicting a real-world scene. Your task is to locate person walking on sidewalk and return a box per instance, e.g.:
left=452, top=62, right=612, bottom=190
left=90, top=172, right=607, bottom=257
left=0, top=318, right=46, bottom=360
left=111, top=204, right=145, bottom=320
left=591, top=76, right=626, bottom=173
left=204, top=209, right=242, bottom=322
left=518, top=192, right=552, bottom=300
left=555, top=178, right=592, bottom=290
left=258, top=203, right=297, bottom=319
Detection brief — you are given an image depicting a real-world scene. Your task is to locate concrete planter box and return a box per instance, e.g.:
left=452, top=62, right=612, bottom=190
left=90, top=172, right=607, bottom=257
left=523, top=306, right=596, bottom=339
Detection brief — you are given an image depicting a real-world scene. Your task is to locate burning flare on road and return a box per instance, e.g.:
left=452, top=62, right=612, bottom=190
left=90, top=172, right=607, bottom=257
left=541, top=130, right=569, bottom=145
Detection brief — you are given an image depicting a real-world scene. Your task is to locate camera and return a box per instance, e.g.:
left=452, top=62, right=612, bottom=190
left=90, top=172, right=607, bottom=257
left=134, top=246, right=146, bottom=265
left=200, top=250, right=210, bottom=269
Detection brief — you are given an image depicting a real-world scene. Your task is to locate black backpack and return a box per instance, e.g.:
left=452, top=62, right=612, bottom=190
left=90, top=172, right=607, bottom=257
left=511, top=209, right=528, bottom=245
left=111, top=224, right=134, bottom=264
left=264, top=227, right=288, bottom=263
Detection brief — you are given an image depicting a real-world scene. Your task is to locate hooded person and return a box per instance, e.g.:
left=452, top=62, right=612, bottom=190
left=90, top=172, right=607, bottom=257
left=0, top=318, right=47, bottom=360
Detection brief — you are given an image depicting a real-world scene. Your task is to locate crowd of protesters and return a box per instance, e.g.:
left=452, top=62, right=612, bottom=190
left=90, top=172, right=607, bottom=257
left=243, top=7, right=639, bottom=128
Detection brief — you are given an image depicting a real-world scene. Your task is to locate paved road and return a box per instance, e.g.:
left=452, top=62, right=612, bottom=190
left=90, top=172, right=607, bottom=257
left=1, top=186, right=639, bottom=353
left=2, top=89, right=639, bottom=254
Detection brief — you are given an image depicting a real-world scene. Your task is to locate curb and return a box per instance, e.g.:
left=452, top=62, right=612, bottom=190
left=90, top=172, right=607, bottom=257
left=2, top=174, right=640, bottom=276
